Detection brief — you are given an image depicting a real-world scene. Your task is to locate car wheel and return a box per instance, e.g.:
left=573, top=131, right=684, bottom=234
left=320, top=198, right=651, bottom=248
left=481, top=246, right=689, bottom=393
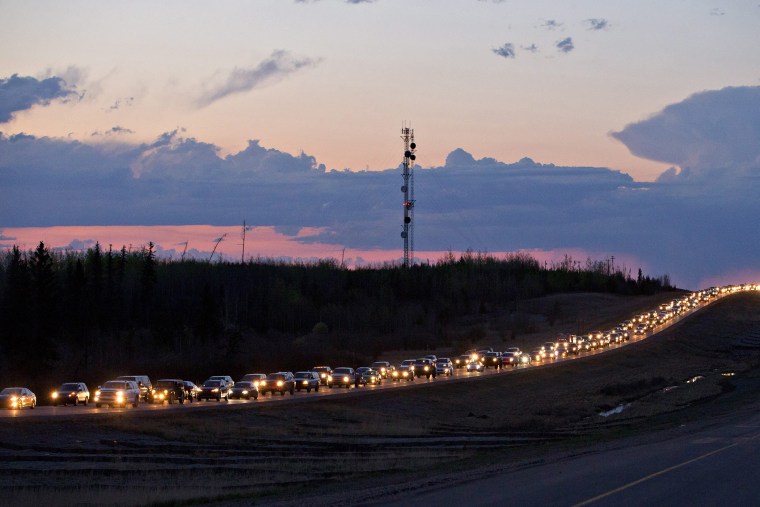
left=30, top=400, right=36, bottom=409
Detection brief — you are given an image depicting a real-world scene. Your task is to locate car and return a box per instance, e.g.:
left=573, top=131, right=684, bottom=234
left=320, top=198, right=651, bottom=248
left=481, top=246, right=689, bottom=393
left=454, top=354, right=471, bottom=369
left=261, top=372, right=295, bottom=395
left=294, top=371, right=320, bottom=392
left=312, top=366, right=332, bottom=386
left=391, top=364, right=415, bottom=381
left=423, top=354, right=437, bottom=362
left=413, top=358, right=437, bottom=379
left=229, top=381, right=259, bottom=400
left=328, top=367, right=357, bottom=388
left=371, top=361, right=394, bottom=379
left=356, top=367, right=381, bottom=385
left=0, top=387, right=36, bottom=409
left=51, top=382, right=89, bottom=406
left=239, top=373, right=267, bottom=389
left=435, top=358, right=454, bottom=376
left=115, top=375, right=152, bottom=401
left=530, top=347, right=546, bottom=363
left=399, top=359, right=417, bottom=373
left=466, top=361, right=484, bottom=372
left=205, top=375, right=234, bottom=390
left=198, top=379, right=229, bottom=401
left=94, top=380, right=140, bottom=408
left=148, top=379, right=186, bottom=404
left=500, top=351, right=520, bottom=367
left=483, top=351, right=503, bottom=369
left=542, top=343, right=558, bottom=360
left=183, top=381, right=201, bottom=402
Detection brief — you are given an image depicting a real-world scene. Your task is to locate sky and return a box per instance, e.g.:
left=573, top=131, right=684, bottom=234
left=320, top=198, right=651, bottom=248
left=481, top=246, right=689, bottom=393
left=1, top=0, right=760, bottom=289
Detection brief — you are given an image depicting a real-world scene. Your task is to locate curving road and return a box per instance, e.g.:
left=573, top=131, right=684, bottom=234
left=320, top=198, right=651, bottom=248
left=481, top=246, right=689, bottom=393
left=0, top=290, right=729, bottom=419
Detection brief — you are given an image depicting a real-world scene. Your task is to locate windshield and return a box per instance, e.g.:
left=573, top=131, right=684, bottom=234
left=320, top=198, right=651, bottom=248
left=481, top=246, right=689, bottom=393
left=59, top=383, right=80, bottom=391
left=267, top=373, right=286, bottom=381
left=234, top=382, right=252, bottom=388
left=202, top=380, right=222, bottom=387
left=102, top=381, right=127, bottom=389
left=333, top=368, right=352, bottom=375
left=294, top=373, right=311, bottom=379
left=155, top=381, right=175, bottom=389
left=1, top=388, right=22, bottom=395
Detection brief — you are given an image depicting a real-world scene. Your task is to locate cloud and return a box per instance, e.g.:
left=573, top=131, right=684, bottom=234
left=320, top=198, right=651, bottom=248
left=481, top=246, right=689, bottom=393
left=521, top=43, right=539, bottom=53
left=197, top=50, right=321, bottom=107
left=0, top=73, right=78, bottom=123
left=556, top=37, right=574, bottom=53
left=709, top=8, right=725, bottom=16
left=541, top=19, right=564, bottom=30
left=106, top=96, right=135, bottom=112
left=611, top=86, right=760, bottom=179
left=585, top=18, right=609, bottom=30
left=91, top=126, right=135, bottom=137
left=3, top=84, right=760, bottom=290
left=492, top=43, right=516, bottom=59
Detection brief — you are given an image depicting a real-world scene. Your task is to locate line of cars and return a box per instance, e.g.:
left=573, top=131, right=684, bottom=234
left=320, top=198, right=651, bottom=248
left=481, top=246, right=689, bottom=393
left=2, top=284, right=756, bottom=411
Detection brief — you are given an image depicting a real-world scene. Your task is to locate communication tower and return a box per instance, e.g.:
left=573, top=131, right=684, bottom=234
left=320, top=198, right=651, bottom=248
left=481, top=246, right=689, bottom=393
left=400, top=124, right=417, bottom=267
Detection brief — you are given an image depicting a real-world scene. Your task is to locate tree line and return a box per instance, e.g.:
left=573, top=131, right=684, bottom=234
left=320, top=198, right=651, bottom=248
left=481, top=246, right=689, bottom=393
left=0, top=242, right=674, bottom=394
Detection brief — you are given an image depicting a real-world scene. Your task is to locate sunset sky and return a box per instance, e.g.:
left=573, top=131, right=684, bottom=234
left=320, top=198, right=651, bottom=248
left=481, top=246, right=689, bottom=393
left=1, top=1, right=760, bottom=288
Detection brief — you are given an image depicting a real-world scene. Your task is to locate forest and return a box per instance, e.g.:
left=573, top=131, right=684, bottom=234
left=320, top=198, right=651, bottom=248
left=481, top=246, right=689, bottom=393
left=0, top=241, right=674, bottom=393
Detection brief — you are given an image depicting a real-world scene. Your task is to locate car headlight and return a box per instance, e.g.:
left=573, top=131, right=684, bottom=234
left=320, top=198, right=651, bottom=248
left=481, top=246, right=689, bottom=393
left=424, top=366, right=429, bottom=371
left=320, top=373, right=327, bottom=379
left=242, top=390, right=248, bottom=395
left=51, top=392, right=58, bottom=399
left=277, top=381, right=284, bottom=387
left=380, top=368, right=386, bottom=373
left=402, top=371, right=408, bottom=377
left=253, top=381, right=260, bottom=387
left=212, top=388, right=219, bottom=392
left=327, top=375, right=333, bottom=381
left=343, top=376, right=349, bottom=383
left=302, top=381, right=308, bottom=385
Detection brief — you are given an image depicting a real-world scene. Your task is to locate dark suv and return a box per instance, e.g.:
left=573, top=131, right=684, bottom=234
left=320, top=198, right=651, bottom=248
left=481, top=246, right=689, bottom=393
left=148, top=379, right=185, bottom=404
left=413, top=358, right=437, bottom=379
left=260, top=372, right=295, bottom=396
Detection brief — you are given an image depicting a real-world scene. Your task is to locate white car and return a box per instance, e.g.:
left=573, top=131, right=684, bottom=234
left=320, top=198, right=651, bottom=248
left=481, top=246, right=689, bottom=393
left=466, top=361, right=484, bottom=372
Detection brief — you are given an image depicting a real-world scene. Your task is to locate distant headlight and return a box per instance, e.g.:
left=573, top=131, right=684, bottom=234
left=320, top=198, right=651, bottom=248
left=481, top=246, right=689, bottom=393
left=242, top=390, right=248, bottom=395
left=327, top=375, right=333, bottom=381
left=402, top=371, right=409, bottom=377
left=302, top=381, right=308, bottom=385
left=343, top=376, right=349, bottom=383
left=320, top=373, right=327, bottom=379
left=212, top=388, right=219, bottom=393
left=424, top=366, right=429, bottom=371
left=380, top=368, right=386, bottom=373
left=260, top=381, right=266, bottom=386
left=95, top=390, right=101, bottom=396
left=277, top=380, right=284, bottom=387
left=51, top=392, right=58, bottom=399
left=253, top=381, right=260, bottom=387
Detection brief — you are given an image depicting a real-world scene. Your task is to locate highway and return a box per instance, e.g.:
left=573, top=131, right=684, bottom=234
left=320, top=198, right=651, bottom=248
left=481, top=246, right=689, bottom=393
left=0, top=289, right=730, bottom=419
left=378, top=397, right=760, bottom=506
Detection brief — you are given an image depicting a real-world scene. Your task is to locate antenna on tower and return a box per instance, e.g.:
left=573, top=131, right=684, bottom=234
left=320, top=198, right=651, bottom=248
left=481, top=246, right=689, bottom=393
left=400, top=122, right=417, bottom=268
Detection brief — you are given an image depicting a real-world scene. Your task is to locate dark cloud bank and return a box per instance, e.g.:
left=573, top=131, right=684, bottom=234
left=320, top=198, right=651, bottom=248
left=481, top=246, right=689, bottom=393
left=0, top=74, right=77, bottom=122
left=2, top=86, right=760, bottom=288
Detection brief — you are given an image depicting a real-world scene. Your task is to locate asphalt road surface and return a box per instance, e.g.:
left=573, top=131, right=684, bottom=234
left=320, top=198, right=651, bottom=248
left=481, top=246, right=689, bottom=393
left=377, top=401, right=760, bottom=506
